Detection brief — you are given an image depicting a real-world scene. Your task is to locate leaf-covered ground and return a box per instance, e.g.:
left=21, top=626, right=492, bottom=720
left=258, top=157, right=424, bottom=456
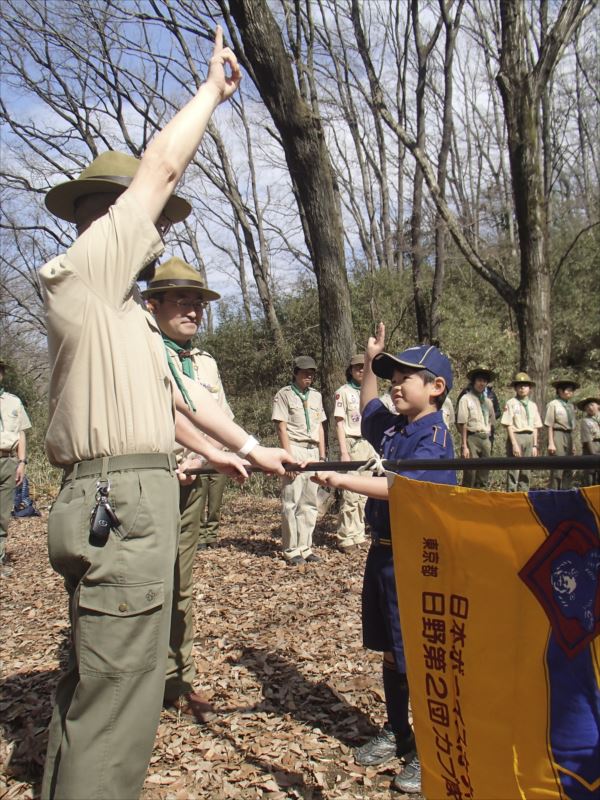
left=1, top=493, right=421, bottom=800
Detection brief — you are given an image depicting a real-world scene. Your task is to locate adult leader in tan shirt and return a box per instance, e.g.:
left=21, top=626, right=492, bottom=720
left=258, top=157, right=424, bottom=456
left=39, top=29, right=288, bottom=800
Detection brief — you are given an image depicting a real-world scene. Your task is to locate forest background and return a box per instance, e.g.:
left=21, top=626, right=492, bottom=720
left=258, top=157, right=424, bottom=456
left=1, top=0, right=598, bottom=497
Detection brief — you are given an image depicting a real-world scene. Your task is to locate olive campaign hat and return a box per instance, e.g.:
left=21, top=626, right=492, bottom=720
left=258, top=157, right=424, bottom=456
left=551, top=378, right=580, bottom=390
left=511, top=371, right=535, bottom=387
left=142, top=257, right=220, bottom=301
left=576, top=396, right=600, bottom=410
left=373, top=344, right=453, bottom=390
left=45, top=151, right=192, bottom=224
left=467, top=365, right=496, bottom=382
left=294, top=356, right=318, bottom=371
left=349, top=354, right=365, bottom=367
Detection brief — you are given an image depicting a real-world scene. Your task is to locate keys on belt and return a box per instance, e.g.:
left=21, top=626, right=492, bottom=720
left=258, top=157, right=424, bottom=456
left=90, top=480, right=121, bottom=545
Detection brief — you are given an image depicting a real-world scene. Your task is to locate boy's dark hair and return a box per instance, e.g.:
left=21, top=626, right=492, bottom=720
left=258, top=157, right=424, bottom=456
left=345, top=365, right=354, bottom=382
left=415, top=368, right=447, bottom=409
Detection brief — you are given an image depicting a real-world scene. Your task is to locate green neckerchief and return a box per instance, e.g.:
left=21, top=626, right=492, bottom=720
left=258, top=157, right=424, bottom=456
left=162, top=334, right=196, bottom=412
left=474, top=389, right=489, bottom=425
left=558, top=397, right=574, bottom=429
left=162, top=334, right=195, bottom=380
left=518, top=397, right=532, bottom=427
left=290, top=383, right=311, bottom=433
left=348, top=379, right=361, bottom=390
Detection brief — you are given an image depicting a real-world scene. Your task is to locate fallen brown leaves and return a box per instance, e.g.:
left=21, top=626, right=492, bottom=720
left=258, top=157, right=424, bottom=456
left=1, top=492, right=421, bottom=799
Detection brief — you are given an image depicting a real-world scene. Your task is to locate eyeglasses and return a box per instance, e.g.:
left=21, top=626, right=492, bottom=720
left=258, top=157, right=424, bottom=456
left=163, top=299, right=208, bottom=312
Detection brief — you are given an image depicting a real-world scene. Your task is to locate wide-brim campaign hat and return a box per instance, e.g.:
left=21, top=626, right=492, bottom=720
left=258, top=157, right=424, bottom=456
left=467, top=365, right=496, bottom=382
left=372, top=344, right=453, bottom=390
left=551, top=378, right=580, bottom=390
left=142, top=257, right=220, bottom=301
left=294, top=356, right=318, bottom=371
left=45, top=151, right=192, bottom=224
left=511, top=371, right=535, bottom=387
left=349, top=354, right=365, bottom=367
left=576, top=396, right=600, bottom=410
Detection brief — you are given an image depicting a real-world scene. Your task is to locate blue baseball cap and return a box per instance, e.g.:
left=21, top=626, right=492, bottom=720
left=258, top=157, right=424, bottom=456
left=372, top=345, right=453, bottom=390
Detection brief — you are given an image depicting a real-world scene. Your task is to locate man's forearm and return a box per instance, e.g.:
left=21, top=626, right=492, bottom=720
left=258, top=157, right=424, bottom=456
left=360, top=357, right=378, bottom=412
left=17, top=431, right=26, bottom=461
left=175, top=390, right=250, bottom=453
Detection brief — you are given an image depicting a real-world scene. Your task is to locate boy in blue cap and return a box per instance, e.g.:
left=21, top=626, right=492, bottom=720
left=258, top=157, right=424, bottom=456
left=313, top=323, right=456, bottom=794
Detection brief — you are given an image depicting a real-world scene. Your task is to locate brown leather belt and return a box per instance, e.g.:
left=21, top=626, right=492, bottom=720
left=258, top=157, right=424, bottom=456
left=0, top=450, right=15, bottom=458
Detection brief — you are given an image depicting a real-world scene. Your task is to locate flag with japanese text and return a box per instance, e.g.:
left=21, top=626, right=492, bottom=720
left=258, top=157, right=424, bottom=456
left=388, top=476, right=600, bottom=800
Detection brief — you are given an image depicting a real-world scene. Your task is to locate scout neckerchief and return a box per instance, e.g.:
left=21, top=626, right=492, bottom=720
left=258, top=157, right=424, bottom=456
left=162, top=334, right=196, bottom=412
left=518, top=396, right=532, bottom=427
left=473, top=388, right=489, bottom=425
left=290, top=383, right=311, bottom=433
left=348, top=379, right=361, bottom=390
left=558, top=397, right=574, bottom=429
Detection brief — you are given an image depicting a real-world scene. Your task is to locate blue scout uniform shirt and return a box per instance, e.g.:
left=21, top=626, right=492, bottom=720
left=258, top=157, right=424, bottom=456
left=361, top=399, right=456, bottom=542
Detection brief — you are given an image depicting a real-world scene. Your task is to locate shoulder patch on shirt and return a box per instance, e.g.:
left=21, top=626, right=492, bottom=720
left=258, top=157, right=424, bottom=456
left=431, top=425, right=449, bottom=448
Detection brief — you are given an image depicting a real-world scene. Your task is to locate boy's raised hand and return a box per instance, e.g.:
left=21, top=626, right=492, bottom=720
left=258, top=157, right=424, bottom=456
left=207, top=26, right=242, bottom=103
left=366, top=321, right=386, bottom=361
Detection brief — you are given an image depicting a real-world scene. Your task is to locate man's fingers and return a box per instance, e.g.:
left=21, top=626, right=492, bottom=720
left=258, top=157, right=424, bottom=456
left=213, top=24, right=223, bottom=54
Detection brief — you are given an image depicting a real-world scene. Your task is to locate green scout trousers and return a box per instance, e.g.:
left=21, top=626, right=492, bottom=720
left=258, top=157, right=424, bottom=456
left=548, top=429, right=574, bottom=490
left=41, top=454, right=179, bottom=800
left=0, top=456, right=17, bottom=562
left=197, top=472, right=227, bottom=545
left=336, top=437, right=376, bottom=547
left=506, top=431, right=534, bottom=492
left=164, top=474, right=226, bottom=701
left=462, top=432, right=492, bottom=489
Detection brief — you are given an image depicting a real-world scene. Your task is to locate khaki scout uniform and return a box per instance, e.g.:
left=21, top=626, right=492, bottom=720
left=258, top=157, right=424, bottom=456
left=545, top=398, right=576, bottom=490
left=334, top=383, right=375, bottom=548
left=579, top=411, right=600, bottom=486
left=164, top=351, right=234, bottom=703
left=441, top=396, right=455, bottom=429
left=272, top=385, right=326, bottom=560
left=457, top=390, right=495, bottom=488
left=501, top=397, right=543, bottom=491
left=39, top=193, right=181, bottom=800
left=0, top=390, right=31, bottom=561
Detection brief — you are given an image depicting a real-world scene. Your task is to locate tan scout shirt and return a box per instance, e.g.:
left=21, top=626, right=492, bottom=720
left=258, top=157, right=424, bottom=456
left=169, top=350, right=234, bottom=459
left=272, top=385, right=326, bottom=445
left=580, top=416, right=600, bottom=444
left=334, top=383, right=362, bottom=437
left=0, top=391, right=32, bottom=452
left=442, top=397, right=455, bottom=429
left=457, top=390, right=495, bottom=434
left=501, top=397, right=543, bottom=433
left=40, top=193, right=175, bottom=466
left=544, top=398, right=575, bottom=431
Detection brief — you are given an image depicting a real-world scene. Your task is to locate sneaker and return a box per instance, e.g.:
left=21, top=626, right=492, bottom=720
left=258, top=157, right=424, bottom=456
left=304, top=553, right=321, bottom=563
left=355, top=726, right=416, bottom=766
left=392, top=753, right=421, bottom=794
left=338, top=543, right=356, bottom=553
left=286, top=555, right=306, bottom=566
left=197, top=543, right=208, bottom=551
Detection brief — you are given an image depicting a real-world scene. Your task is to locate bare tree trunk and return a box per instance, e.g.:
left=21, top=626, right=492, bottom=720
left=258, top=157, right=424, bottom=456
left=431, top=0, right=465, bottom=345
left=226, top=0, right=355, bottom=428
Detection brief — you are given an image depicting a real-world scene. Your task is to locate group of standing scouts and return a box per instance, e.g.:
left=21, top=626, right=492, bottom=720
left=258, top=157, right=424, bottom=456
left=269, top=359, right=600, bottom=567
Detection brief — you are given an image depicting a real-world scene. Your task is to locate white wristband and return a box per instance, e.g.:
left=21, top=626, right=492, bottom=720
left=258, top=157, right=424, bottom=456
left=237, top=435, right=259, bottom=458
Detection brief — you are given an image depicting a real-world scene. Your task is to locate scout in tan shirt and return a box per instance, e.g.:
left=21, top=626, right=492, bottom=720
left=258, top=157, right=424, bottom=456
left=272, top=356, right=326, bottom=565
left=334, top=355, right=376, bottom=551
left=144, top=257, right=234, bottom=723
left=577, top=395, right=600, bottom=486
left=544, top=378, right=579, bottom=490
left=39, top=31, right=288, bottom=800
left=501, top=372, right=543, bottom=492
left=457, top=366, right=496, bottom=489
left=0, top=358, right=31, bottom=567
